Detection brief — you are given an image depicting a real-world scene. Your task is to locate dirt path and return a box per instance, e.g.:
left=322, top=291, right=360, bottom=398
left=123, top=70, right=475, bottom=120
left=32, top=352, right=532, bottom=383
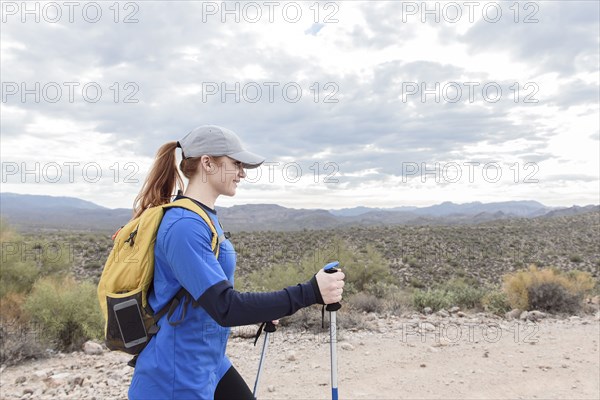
left=1, top=313, right=599, bottom=400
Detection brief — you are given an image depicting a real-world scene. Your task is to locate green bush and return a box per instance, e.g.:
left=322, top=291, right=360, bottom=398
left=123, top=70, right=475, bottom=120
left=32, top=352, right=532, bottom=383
left=1, top=221, right=37, bottom=296
left=343, top=245, right=397, bottom=295
left=243, top=259, right=317, bottom=291
left=0, top=222, right=72, bottom=297
left=412, top=278, right=487, bottom=312
left=444, top=279, right=485, bottom=309
left=407, top=277, right=426, bottom=289
left=243, top=238, right=397, bottom=299
left=569, top=255, right=583, bottom=263
left=482, top=289, right=511, bottom=315
left=0, top=259, right=39, bottom=298
left=24, top=276, right=103, bottom=351
left=412, top=289, right=453, bottom=311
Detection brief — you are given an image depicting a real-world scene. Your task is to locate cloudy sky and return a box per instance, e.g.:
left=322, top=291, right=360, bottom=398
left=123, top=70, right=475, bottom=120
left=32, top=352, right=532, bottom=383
left=1, top=1, right=598, bottom=210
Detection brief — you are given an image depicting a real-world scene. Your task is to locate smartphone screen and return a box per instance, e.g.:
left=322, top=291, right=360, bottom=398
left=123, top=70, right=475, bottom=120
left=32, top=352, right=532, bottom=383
left=114, top=299, right=147, bottom=347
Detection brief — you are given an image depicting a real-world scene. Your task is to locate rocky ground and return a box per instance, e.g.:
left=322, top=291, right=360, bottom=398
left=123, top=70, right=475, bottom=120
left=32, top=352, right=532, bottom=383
left=1, top=310, right=599, bottom=400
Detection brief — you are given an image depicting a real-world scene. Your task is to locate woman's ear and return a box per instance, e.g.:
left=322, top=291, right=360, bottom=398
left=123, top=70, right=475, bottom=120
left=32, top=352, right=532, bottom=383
left=200, top=155, right=212, bottom=172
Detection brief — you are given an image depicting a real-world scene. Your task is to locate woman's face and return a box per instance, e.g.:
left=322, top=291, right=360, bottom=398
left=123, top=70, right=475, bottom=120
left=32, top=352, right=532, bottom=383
left=208, top=156, right=246, bottom=197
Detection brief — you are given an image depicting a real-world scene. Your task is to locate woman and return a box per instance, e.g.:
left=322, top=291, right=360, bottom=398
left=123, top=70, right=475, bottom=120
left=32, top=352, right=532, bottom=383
left=128, top=125, right=345, bottom=400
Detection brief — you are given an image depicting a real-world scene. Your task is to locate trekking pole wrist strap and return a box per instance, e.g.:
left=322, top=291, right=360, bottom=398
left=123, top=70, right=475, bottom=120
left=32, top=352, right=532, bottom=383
left=253, top=321, right=277, bottom=346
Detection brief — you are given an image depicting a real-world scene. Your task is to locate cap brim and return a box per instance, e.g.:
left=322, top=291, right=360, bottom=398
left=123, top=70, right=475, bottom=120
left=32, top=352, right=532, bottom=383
left=229, top=151, right=265, bottom=169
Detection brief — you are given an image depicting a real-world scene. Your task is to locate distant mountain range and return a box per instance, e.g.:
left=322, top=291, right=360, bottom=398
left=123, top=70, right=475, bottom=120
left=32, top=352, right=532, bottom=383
left=1, top=192, right=598, bottom=232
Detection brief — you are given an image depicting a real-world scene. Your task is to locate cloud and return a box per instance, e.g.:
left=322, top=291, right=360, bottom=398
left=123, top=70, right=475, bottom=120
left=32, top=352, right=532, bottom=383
left=461, top=1, right=600, bottom=77
left=1, top=1, right=598, bottom=208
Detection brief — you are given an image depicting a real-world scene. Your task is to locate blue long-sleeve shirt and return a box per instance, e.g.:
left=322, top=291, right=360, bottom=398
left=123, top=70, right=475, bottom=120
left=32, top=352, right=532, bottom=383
left=129, top=197, right=322, bottom=400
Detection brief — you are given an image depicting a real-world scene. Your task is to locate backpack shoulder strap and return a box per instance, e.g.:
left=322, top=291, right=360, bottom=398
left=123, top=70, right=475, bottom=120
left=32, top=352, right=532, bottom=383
left=162, top=198, right=222, bottom=258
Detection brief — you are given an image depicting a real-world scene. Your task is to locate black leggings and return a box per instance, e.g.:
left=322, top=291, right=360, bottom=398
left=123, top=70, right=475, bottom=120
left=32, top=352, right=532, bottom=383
left=214, top=366, right=255, bottom=400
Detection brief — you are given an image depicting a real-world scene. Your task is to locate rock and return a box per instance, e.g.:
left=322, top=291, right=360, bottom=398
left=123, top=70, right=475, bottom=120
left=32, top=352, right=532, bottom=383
left=54, top=372, right=73, bottom=380
left=506, top=309, right=521, bottom=320
left=22, top=388, right=33, bottom=395
left=15, top=376, right=26, bottom=384
left=527, top=311, right=546, bottom=321
left=286, top=351, right=297, bottom=361
left=71, top=375, right=85, bottom=386
left=420, top=363, right=426, bottom=368
left=341, top=343, right=355, bottom=351
left=423, top=307, right=432, bottom=315
left=433, top=338, right=452, bottom=347
left=44, top=372, right=72, bottom=388
left=449, top=306, right=460, bottom=313
left=437, top=309, right=450, bottom=318
left=267, top=385, right=275, bottom=392
left=427, top=346, right=440, bottom=353
left=421, top=322, right=436, bottom=332
left=83, top=341, right=104, bottom=355
left=519, top=311, right=529, bottom=321
left=456, top=311, right=467, bottom=318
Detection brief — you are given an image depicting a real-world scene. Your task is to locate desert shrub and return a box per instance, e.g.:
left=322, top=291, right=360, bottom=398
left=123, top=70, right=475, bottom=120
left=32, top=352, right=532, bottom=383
left=241, top=237, right=343, bottom=291
left=338, top=310, right=367, bottom=331
left=1, top=221, right=35, bottom=296
left=0, top=323, right=46, bottom=366
left=0, top=222, right=72, bottom=297
left=0, top=292, right=29, bottom=328
left=341, top=244, right=397, bottom=296
left=0, top=257, right=39, bottom=298
left=412, top=278, right=486, bottom=312
left=412, top=289, right=453, bottom=311
left=279, top=307, right=321, bottom=330
left=244, top=238, right=397, bottom=299
left=444, top=279, right=485, bottom=310
left=348, top=293, right=382, bottom=313
left=384, top=289, right=412, bottom=316
left=407, top=277, right=426, bottom=289
left=482, top=289, right=511, bottom=315
left=363, top=281, right=399, bottom=299
left=564, top=270, right=597, bottom=293
left=503, top=265, right=595, bottom=313
left=0, top=291, right=47, bottom=365
left=527, top=282, right=581, bottom=314
left=569, top=254, right=583, bottom=263
left=243, top=259, right=316, bottom=291
left=24, top=276, right=103, bottom=351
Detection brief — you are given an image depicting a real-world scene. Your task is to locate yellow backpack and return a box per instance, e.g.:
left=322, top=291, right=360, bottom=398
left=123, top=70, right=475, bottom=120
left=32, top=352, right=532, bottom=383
left=97, top=198, right=222, bottom=359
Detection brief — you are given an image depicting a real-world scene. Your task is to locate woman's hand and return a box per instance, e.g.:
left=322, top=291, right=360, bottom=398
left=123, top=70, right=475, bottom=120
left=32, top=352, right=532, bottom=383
left=315, top=268, right=345, bottom=304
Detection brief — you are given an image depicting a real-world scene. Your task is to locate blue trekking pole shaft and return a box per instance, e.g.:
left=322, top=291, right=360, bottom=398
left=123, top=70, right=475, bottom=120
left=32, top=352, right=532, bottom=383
left=253, top=321, right=276, bottom=398
left=324, top=261, right=342, bottom=400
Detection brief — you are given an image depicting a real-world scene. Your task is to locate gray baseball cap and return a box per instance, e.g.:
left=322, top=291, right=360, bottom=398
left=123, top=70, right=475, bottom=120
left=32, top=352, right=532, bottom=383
left=178, top=125, right=265, bottom=169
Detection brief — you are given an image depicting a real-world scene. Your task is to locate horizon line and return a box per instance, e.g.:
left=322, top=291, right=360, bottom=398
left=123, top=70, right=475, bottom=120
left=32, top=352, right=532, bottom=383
left=2, top=191, right=598, bottom=212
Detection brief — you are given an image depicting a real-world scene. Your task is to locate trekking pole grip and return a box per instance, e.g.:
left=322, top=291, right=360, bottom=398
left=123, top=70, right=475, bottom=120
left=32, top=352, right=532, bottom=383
left=324, top=262, right=342, bottom=312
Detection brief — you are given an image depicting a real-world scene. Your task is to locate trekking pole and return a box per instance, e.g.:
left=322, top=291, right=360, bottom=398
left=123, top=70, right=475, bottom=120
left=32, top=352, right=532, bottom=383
left=253, top=321, right=276, bottom=398
left=324, top=261, right=342, bottom=400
